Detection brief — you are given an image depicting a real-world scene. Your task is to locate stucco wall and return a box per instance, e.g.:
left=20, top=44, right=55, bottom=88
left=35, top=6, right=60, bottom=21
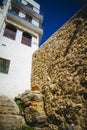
left=0, top=0, right=42, bottom=98
left=0, top=36, right=33, bottom=98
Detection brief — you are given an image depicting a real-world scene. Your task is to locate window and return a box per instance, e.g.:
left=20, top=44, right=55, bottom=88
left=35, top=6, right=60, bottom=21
left=0, top=0, right=3, bottom=6
left=27, top=2, right=33, bottom=10
left=0, top=58, right=10, bottom=74
left=0, top=0, right=3, bottom=8
left=25, top=14, right=32, bottom=23
left=3, top=24, right=17, bottom=40
left=21, top=32, right=32, bottom=46
left=12, top=5, right=19, bottom=15
left=16, top=0, right=21, bottom=2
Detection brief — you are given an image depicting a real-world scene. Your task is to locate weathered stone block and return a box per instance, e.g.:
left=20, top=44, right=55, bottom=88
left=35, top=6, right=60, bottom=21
left=0, top=95, right=25, bottom=130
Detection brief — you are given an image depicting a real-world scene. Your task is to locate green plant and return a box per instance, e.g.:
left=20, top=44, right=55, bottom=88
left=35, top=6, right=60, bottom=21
left=15, top=98, right=25, bottom=113
left=22, top=125, right=34, bottom=130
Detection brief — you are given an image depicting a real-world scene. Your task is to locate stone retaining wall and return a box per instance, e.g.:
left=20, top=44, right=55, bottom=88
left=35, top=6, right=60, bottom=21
left=31, top=5, right=87, bottom=130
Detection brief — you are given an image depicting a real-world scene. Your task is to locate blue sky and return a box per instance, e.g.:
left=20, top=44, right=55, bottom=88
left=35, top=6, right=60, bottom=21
left=35, top=0, right=87, bottom=46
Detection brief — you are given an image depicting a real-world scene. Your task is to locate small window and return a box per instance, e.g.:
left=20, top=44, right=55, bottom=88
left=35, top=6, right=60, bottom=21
left=25, top=14, right=32, bottom=23
left=21, top=32, right=32, bottom=46
left=0, top=0, right=3, bottom=6
left=0, top=0, right=3, bottom=8
left=12, top=5, right=19, bottom=15
left=3, top=24, right=17, bottom=40
left=27, top=2, right=33, bottom=10
left=0, top=58, right=10, bottom=74
left=16, top=0, right=21, bottom=2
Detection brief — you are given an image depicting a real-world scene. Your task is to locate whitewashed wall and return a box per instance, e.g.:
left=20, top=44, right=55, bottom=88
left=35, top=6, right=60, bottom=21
left=0, top=36, right=33, bottom=98
left=0, top=0, right=42, bottom=98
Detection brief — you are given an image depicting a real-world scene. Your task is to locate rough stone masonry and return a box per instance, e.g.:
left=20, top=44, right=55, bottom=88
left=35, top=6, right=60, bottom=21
left=31, top=4, right=87, bottom=130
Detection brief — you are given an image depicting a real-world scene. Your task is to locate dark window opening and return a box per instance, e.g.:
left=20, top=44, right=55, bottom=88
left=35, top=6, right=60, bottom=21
left=16, top=0, right=21, bottom=2
left=3, top=24, right=17, bottom=40
left=0, top=58, right=10, bottom=74
left=0, top=0, right=3, bottom=6
left=25, top=14, right=32, bottom=23
left=0, top=0, right=4, bottom=8
left=21, top=32, right=32, bottom=46
left=27, top=2, right=33, bottom=10
left=12, top=5, right=19, bottom=15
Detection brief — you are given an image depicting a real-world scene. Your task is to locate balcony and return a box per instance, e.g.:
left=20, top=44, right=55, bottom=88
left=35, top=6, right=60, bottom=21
left=11, top=0, right=43, bottom=23
left=7, top=10, right=43, bottom=36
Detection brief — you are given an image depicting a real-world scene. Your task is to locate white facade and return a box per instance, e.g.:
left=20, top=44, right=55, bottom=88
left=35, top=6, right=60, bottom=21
left=0, top=0, right=43, bottom=98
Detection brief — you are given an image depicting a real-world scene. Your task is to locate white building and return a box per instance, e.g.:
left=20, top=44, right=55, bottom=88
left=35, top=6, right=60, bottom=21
left=0, top=0, right=43, bottom=98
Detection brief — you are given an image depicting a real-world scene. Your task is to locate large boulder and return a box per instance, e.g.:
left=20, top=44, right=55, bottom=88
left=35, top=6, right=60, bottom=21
left=17, top=89, right=47, bottom=126
left=0, top=95, right=25, bottom=130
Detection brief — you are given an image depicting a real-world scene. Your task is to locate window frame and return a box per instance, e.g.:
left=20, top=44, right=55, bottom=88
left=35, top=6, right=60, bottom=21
left=21, top=32, right=32, bottom=47
left=0, top=58, right=10, bottom=74
left=3, top=24, right=17, bottom=40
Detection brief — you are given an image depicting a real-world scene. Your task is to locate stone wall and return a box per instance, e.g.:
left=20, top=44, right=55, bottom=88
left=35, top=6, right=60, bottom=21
left=31, top=5, right=87, bottom=130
